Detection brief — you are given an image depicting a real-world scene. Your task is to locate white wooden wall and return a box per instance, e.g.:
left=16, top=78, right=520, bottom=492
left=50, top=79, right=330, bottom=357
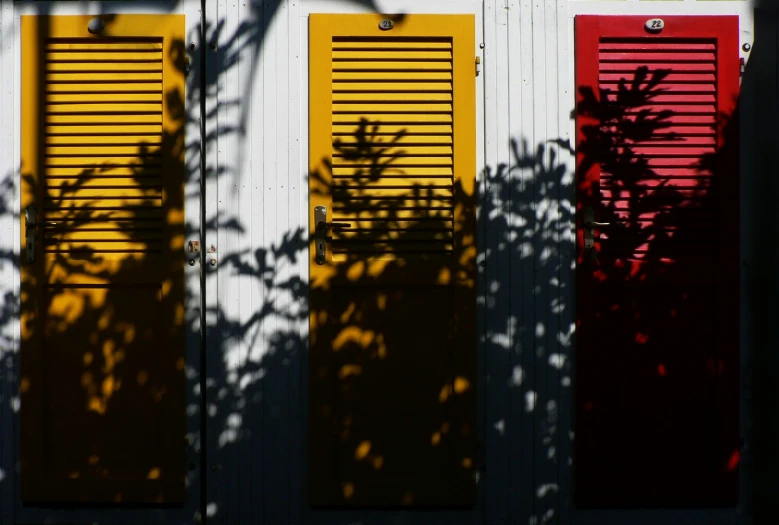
left=0, top=0, right=758, bottom=524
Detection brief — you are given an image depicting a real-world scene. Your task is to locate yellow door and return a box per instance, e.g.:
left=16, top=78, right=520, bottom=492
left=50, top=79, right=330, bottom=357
left=308, top=14, right=477, bottom=507
left=20, top=14, right=187, bottom=504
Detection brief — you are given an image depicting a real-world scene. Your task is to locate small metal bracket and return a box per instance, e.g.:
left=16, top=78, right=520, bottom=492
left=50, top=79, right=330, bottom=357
left=25, top=206, right=36, bottom=263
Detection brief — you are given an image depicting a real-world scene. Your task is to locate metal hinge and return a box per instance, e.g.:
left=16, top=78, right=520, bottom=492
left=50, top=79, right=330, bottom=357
left=475, top=56, right=481, bottom=77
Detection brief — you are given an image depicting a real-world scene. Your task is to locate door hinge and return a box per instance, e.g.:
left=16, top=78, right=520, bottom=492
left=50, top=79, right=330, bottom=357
left=475, top=56, right=481, bottom=77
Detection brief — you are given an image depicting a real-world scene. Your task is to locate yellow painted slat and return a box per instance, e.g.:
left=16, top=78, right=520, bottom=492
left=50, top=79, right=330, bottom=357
left=45, top=156, right=161, bottom=166
left=46, top=52, right=162, bottom=61
left=47, top=145, right=162, bottom=155
left=43, top=241, right=162, bottom=252
left=47, top=92, right=162, bottom=103
left=46, top=177, right=162, bottom=188
left=333, top=156, right=452, bottom=166
left=46, top=62, right=163, bottom=72
left=332, top=92, right=452, bottom=102
left=46, top=166, right=162, bottom=177
left=332, top=40, right=452, bottom=50
left=47, top=103, right=162, bottom=113
left=43, top=207, right=164, bottom=220
left=47, top=42, right=163, bottom=51
left=334, top=230, right=453, bottom=241
left=332, top=242, right=453, bottom=253
left=333, top=82, right=452, bottom=92
left=47, top=124, right=162, bottom=134
left=326, top=219, right=452, bottom=229
left=47, top=83, right=163, bottom=93
left=332, top=166, right=453, bottom=176
left=333, top=102, right=452, bottom=113
left=333, top=208, right=454, bottom=220
left=44, top=229, right=163, bottom=240
left=333, top=177, right=452, bottom=187
left=46, top=72, right=162, bottom=82
left=333, top=113, right=452, bottom=123
left=334, top=145, right=453, bottom=155
left=333, top=124, right=453, bottom=134
left=333, top=61, right=451, bottom=71
left=332, top=50, right=452, bottom=60
left=333, top=71, right=453, bottom=81
left=46, top=187, right=162, bottom=200
left=46, top=114, right=161, bottom=124
left=333, top=197, right=452, bottom=208
left=44, top=220, right=163, bottom=231
left=46, top=135, right=163, bottom=145
left=335, top=135, right=453, bottom=144
left=334, top=187, right=452, bottom=197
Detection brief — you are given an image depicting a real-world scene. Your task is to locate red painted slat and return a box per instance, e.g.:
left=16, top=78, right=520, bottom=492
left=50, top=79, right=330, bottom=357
left=606, top=136, right=717, bottom=146
left=617, top=104, right=716, bottom=114
left=626, top=146, right=716, bottom=156
left=599, top=42, right=716, bottom=51
left=600, top=62, right=715, bottom=72
left=600, top=72, right=716, bottom=83
left=603, top=168, right=713, bottom=177
left=604, top=93, right=716, bottom=104
left=600, top=83, right=716, bottom=93
left=599, top=52, right=716, bottom=62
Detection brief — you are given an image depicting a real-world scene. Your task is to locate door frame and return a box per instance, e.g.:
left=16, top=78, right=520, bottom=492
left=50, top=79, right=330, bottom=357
left=299, top=0, right=485, bottom=523
left=0, top=1, right=204, bottom=523
left=566, top=5, right=753, bottom=525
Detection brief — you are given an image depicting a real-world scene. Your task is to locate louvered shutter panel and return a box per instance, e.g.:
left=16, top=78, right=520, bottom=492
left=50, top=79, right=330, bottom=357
left=330, top=38, right=454, bottom=257
left=20, top=15, right=186, bottom=504
left=574, top=16, right=739, bottom=508
left=44, top=39, right=165, bottom=254
left=598, top=39, right=718, bottom=258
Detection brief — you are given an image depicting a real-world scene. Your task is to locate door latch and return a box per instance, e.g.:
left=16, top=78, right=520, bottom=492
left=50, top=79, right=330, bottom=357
left=583, top=206, right=610, bottom=262
left=25, top=206, right=36, bottom=263
left=314, top=205, right=351, bottom=265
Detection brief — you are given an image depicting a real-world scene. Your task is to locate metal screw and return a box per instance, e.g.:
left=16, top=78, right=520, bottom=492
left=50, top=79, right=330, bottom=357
left=210, top=258, right=217, bottom=266
left=189, top=42, right=196, bottom=52
left=479, top=42, right=485, bottom=49
left=189, top=258, right=196, bottom=266
left=743, top=43, right=751, bottom=52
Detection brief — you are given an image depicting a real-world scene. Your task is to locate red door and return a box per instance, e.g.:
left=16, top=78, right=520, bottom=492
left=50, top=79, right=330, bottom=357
left=574, top=16, right=740, bottom=507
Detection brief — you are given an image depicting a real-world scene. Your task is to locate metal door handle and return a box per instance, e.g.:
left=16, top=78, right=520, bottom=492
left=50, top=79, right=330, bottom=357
left=25, top=206, right=36, bottom=263
left=584, top=221, right=611, bottom=228
left=314, top=205, right=351, bottom=265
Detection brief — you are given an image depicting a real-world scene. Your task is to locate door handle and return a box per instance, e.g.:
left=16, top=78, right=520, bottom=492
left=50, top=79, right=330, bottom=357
left=314, top=205, right=351, bottom=265
left=25, top=206, right=36, bottom=263
left=582, top=206, right=610, bottom=262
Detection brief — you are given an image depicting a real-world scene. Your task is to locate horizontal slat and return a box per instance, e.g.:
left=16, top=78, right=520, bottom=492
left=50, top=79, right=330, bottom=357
left=45, top=157, right=161, bottom=166
left=332, top=242, right=452, bottom=253
left=333, top=230, right=453, bottom=241
left=46, top=72, right=162, bottom=82
left=46, top=92, right=162, bottom=103
left=333, top=208, right=453, bottom=220
left=334, top=146, right=453, bottom=156
left=602, top=168, right=712, bottom=177
left=47, top=124, right=162, bottom=135
left=600, top=83, right=715, bottom=93
left=599, top=52, right=715, bottom=62
left=333, top=196, right=452, bottom=207
left=606, top=137, right=716, bottom=146
left=333, top=71, right=453, bottom=81
left=332, top=51, right=452, bottom=60
left=333, top=114, right=452, bottom=124
left=46, top=103, right=162, bottom=114
left=621, top=146, right=715, bottom=156
left=46, top=187, right=162, bottom=200
left=333, top=157, right=452, bottom=166
left=599, top=42, right=716, bottom=51
left=333, top=124, right=453, bottom=136
left=618, top=114, right=716, bottom=125
left=46, top=52, right=162, bottom=61
left=327, top=219, right=452, bottom=229
left=44, top=221, right=163, bottom=231
left=600, top=72, right=716, bottom=83
left=46, top=145, right=162, bottom=155
left=332, top=92, right=452, bottom=102
left=333, top=82, right=452, bottom=92
left=603, top=126, right=715, bottom=137
left=332, top=103, right=452, bottom=113
left=600, top=62, right=715, bottom=72
left=616, top=104, right=716, bottom=114
left=45, top=167, right=162, bottom=177
left=43, top=242, right=162, bottom=253
left=47, top=42, right=163, bottom=51
left=43, top=209, right=164, bottom=221
left=604, top=94, right=715, bottom=104
left=46, top=83, right=163, bottom=94
left=332, top=41, right=451, bottom=50
left=44, top=230, right=163, bottom=241
left=332, top=167, right=453, bottom=176
left=46, top=114, right=161, bottom=124
left=46, top=62, right=162, bottom=72
left=46, top=135, right=162, bottom=145
left=335, top=136, right=453, bottom=146
left=45, top=177, right=162, bottom=189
